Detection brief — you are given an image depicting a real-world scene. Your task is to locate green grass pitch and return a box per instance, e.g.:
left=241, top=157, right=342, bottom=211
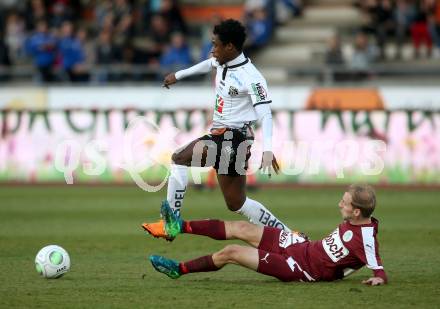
left=0, top=186, right=439, bottom=308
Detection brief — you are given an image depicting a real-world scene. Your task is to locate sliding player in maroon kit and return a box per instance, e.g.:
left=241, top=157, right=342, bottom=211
left=147, top=184, right=387, bottom=285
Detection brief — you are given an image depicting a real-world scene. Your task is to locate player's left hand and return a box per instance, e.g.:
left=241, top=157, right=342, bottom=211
left=362, top=277, right=385, bottom=286
left=260, top=151, right=280, bottom=178
left=162, top=73, right=177, bottom=89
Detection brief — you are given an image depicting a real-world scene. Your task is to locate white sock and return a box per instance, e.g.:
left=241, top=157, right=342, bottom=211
left=236, top=197, right=290, bottom=231
left=166, top=164, right=188, bottom=216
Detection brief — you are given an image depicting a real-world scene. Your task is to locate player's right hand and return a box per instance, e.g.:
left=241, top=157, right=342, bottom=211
left=163, top=73, right=177, bottom=89
left=260, top=151, right=280, bottom=178
left=362, top=277, right=385, bottom=286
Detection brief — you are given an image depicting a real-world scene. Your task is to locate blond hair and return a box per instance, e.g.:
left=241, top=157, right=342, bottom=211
left=348, top=184, right=376, bottom=218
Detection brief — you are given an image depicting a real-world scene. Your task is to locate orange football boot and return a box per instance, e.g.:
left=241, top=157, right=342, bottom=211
left=141, top=220, right=175, bottom=241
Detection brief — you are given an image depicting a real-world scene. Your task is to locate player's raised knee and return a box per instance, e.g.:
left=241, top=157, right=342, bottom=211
left=171, top=152, right=181, bottom=164
left=171, top=151, right=188, bottom=165
left=225, top=197, right=246, bottom=211
left=220, top=244, right=242, bottom=261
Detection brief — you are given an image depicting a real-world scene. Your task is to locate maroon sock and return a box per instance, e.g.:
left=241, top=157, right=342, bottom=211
left=182, top=219, right=226, bottom=240
left=179, top=255, right=220, bottom=274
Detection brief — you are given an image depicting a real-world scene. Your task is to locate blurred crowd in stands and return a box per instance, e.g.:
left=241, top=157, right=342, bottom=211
left=325, top=0, right=440, bottom=81
left=357, top=0, right=440, bottom=59
left=0, top=0, right=192, bottom=83
left=4, top=0, right=437, bottom=85
left=0, top=0, right=303, bottom=83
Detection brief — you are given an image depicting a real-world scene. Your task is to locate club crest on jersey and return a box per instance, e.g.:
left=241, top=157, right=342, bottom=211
left=343, top=230, right=353, bottom=242
left=251, top=82, right=267, bottom=102
left=228, top=86, right=239, bottom=96
left=215, top=94, right=224, bottom=113
left=322, top=228, right=349, bottom=262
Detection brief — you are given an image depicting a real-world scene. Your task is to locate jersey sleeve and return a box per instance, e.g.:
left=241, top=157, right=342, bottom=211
left=254, top=103, right=273, bottom=152
left=245, top=74, right=273, bottom=151
left=175, top=58, right=216, bottom=80
left=359, top=226, right=388, bottom=283
left=246, top=76, right=272, bottom=107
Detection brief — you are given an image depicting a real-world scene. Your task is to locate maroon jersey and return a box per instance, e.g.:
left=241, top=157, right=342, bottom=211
left=280, top=218, right=387, bottom=282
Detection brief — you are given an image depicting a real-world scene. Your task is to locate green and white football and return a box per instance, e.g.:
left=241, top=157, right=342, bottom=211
left=35, top=245, right=71, bottom=279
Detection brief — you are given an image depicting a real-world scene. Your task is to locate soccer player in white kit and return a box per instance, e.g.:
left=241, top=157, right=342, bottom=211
left=143, top=19, right=291, bottom=239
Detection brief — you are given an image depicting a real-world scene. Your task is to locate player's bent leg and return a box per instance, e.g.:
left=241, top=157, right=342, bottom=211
left=167, top=137, right=214, bottom=216
left=166, top=139, right=202, bottom=216
left=143, top=203, right=286, bottom=248
left=212, top=244, right=259, bottom=271
left=237, top=197, right=291, bottom=231
left=217, top=174, right=291, bottom=231
left=256, top=227, right=313, bottom=282
left=150, top=248, right=308, bottom=282
left=152, top=253, right=222, bottom=278
left=256, top=250, right=300, bottom=282
left=216, top=174, right=247, bottom=211
left=224, top=221, right=264, bottom=248
left=166, top=164, right=188, bottom=217
left=143, top=201, right=227, bottom=241
left=156, top=218, right=262, bottom=245
left=144, top=138, right=213, bottom=236
left=171, top=138, right=211, bottom=167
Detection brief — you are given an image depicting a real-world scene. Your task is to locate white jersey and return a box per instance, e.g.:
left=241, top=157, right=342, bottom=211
left=175, top=53, right=272, bottom=129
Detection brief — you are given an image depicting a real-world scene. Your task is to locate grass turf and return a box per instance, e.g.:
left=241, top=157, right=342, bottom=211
left=0, top=186, right=439, bottom=308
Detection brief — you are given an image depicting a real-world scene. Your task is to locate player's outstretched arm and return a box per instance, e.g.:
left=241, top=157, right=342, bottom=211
left=164, top=58, right=214, bottom=89
left=362, top=277, right=386, bottom=286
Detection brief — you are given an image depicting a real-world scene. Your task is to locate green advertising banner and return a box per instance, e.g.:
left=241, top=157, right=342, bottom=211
left=1, top=109, right=439, bottom=185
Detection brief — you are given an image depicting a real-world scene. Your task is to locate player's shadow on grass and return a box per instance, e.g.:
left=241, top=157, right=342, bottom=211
left=184, top=277, right=363, bottom=286
left=184, top=277, right=306, bottom=285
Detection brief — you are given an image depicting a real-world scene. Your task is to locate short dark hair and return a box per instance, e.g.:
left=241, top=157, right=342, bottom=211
left=213, top=19, right=246, bottom=51
left=348, top=184, right=376, bottom=218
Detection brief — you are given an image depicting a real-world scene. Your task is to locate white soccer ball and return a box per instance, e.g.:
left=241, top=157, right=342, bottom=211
left=35, top=245, right=71, bottom=279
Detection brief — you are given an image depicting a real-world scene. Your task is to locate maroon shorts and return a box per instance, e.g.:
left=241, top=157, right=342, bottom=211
left=257, top=227, right=315, bottom=282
